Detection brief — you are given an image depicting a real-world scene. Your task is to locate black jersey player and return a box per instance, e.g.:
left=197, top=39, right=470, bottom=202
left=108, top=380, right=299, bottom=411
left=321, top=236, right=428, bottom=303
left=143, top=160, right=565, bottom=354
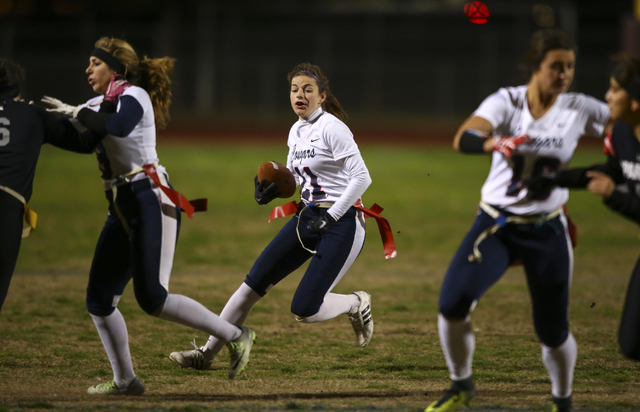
left=0, top=58, right=106, bottom=313
left=527, top=53, right=640, bottom=362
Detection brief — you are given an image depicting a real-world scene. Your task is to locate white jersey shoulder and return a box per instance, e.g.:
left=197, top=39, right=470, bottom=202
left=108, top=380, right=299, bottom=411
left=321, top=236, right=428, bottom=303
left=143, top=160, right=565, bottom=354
left=82, top=86, right=160, bottom=181
left=474, top=85, right=609, bottom=215
left=286, top=108, right=361, bottom=204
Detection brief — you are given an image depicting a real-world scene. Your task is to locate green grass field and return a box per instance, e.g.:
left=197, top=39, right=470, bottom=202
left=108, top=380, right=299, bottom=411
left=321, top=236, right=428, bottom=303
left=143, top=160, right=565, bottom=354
left=1, top=142, right=639, bottom=411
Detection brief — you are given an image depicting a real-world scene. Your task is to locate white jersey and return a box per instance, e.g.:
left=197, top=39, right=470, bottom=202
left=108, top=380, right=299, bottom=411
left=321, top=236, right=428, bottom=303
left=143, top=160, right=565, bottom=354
left=80, top=85, right=162, bottom=183
left=286, top=108, right=363, bottom=208
left=475, top=85, right=609, bottom=215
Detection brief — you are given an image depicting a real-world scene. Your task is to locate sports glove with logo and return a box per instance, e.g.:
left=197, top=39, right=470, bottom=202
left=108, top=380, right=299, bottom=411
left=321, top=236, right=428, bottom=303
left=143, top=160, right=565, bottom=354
left=307, top=214, right=336, bottom=235
left=254, top=176, right=280, bottom=205
left=492, top=135, right=532, bottom=158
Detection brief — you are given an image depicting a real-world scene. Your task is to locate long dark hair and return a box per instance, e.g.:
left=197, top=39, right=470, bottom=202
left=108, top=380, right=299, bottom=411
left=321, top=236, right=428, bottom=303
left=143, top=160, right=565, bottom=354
left=0, top=59, right=24, bottom=98
left=521, top=29, right=578, bottom=80
left=612, top=53, right=640, bottom=89
left=287, top=63, right=347, bottom=122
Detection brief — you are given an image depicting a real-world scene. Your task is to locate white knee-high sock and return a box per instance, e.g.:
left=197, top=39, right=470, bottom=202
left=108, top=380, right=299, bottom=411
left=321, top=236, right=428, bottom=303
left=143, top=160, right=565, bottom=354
left=297, top=293, right=359, bottom=323
left=542, top=332, right=577, bottom=398
left=204, top=282, right=262, bottom=355
left=438, top=313, right=475, bottom=381
left=90, top=309, right=135, bottom=388
left=158, top=293, right=241, bottom=343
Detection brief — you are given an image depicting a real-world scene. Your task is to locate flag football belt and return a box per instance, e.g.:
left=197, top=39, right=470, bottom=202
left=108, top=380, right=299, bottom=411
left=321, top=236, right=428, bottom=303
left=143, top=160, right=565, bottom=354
left=0, top=185, right=37, bottom=238
left=469, top=201, right=563, bottom=264
left=269, top=200, right=397, bottom=259
left=105, top=164, right=207, bottom=224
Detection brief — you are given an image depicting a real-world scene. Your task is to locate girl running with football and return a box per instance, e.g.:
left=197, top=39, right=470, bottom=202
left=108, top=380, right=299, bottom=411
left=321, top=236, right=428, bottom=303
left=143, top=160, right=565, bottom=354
left=425, top=29, right=609, bottom=412
left=42, top=37, right=255, bottom=395
left=169, top=62, right=375, bottom=370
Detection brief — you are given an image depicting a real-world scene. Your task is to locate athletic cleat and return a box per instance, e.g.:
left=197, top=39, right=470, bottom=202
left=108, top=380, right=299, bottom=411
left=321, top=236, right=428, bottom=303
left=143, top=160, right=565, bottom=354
left=349, top=291, right=374, bottom=347
left=169, top=339, right=213, bottom=370
left=425, top=379, right=475, bottom=412
left=226, top=325, right=256, bottom=379
left=87, top=376, right=145, bottom=396
left=551, top=395, right=572, bottom=412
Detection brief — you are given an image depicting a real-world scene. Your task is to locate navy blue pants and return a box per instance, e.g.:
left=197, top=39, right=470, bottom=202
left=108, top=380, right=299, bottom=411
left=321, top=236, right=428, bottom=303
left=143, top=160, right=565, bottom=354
left=0, top=190, right=23, bottom=313
left=245, top=205, right=366, bottom=317
left=86, top=175, right=180, bottom=316
left=619, top=255, right=640, bottom=361
left=439, top=207, right=573, bottom=347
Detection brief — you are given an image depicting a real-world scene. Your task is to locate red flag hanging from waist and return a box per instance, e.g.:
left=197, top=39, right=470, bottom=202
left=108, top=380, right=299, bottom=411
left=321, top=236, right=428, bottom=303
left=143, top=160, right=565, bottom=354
left=142, top=164, right=207, bottom=219
left=268, top=200, right=397, bottom=259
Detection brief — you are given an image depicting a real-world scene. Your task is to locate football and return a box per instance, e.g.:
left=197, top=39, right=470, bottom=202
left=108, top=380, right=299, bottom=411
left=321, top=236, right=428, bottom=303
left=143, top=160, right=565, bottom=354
left=257, top=161, right=297, bottom=198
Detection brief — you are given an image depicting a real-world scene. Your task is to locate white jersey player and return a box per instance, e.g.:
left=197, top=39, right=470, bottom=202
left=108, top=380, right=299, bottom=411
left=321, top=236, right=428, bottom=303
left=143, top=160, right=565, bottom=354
left=168, top=63, right=376, bottom=371
left=42, top=37, right=256, bottom=395
left=426, top=29, right=609, bottom=412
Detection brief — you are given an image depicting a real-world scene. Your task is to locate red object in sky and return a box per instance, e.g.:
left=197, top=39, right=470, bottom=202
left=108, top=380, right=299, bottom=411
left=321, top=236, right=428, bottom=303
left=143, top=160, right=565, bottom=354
left=464, top=1, right=489, bottom=24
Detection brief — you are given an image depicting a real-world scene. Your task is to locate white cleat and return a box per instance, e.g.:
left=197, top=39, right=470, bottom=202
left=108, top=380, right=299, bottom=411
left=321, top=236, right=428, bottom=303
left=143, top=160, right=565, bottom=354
left=169, top=340, right=213, bottom=370
left=87, top=376, right=145, bottom=396
left=349, top=291, right=374, bottom=347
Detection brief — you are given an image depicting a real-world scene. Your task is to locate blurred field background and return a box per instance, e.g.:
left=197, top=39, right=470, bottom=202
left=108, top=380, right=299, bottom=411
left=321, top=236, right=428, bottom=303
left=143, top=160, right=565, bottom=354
left=1, top=140, right=640, bottom=411
left=3, top=0, right=640, bottom=411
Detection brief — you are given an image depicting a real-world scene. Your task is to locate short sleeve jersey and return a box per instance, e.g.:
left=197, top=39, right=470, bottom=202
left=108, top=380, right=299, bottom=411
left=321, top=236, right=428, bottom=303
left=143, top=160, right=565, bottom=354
left=82, top=85, right=160, bottom=179
left=0, top=98, right=52, bottom=201
left=475, top=85, right=609, bottom=215
left=286, top=108, right=360, bottom=204
left=610, top=121, right=640, bottom=197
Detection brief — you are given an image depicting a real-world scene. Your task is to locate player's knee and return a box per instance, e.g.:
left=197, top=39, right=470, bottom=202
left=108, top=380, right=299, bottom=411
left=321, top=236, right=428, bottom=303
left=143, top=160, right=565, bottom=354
left=85, top=296, right=116, bottom=317
left=86, top=290, right=118, bottom=316
left=290, top=300, right=320, bottom=319
left=439, top=298, right=471, bottom=319
left=134, top=290, right=167, bottom=315
left=619, top=337, right=640, bottom=361
left=538, top=327, right=568, bottom=348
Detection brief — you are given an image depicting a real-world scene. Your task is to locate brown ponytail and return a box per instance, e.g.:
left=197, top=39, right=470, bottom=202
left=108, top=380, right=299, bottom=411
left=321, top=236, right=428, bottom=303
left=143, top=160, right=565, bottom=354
left=94, top=37, right=175, bottom=130
left=287, top=63, right=347, bottom=122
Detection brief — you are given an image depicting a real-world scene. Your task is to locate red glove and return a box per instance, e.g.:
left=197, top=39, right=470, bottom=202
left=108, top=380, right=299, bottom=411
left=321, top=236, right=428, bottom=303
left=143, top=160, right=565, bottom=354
left=104, top=74, right=131, bottom=103
left=492, top=135, right=532, bottom=158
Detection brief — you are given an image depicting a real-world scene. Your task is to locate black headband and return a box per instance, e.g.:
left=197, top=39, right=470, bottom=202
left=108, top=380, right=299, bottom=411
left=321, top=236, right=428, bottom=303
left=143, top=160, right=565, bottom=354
left=0, top=83, right=19, bottom=97
left=613, top=64, right=640, bottom=101
left=91, top=48, right=125, bottom=74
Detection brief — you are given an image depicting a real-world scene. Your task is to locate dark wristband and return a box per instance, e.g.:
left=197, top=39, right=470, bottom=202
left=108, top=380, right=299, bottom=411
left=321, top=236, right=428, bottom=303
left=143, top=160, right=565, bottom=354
left=459, top=131, right=487, bottom=153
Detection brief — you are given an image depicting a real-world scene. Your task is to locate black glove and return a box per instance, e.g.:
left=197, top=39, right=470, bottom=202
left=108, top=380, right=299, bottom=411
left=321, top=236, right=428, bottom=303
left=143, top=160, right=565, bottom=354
left=524, top=173, right=558, bottom=201
left=254, top=175, right=280, bottom=205
left=307, top=214, right=336, bottom=235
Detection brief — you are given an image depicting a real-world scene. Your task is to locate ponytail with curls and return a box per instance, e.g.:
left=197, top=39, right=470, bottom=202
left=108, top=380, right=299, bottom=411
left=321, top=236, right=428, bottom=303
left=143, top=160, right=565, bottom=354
left=287, top=63, right=347, bottom=122
left=94, top=37, right=175, bottom=130
left=138, top=57, right=175, bottom=130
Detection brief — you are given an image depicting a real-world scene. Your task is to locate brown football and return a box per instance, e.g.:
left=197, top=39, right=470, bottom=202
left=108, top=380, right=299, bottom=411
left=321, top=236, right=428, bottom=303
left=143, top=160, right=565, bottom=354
left=257, top=161, right=297, bottom=198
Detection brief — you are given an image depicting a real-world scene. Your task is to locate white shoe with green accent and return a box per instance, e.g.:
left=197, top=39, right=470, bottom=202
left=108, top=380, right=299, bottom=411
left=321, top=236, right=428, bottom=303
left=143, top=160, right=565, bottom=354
left=425, top=379, right=475, bottom=412
left=226, top=325, right=256, bottom=379
left=87, top=376, right=145, bottom=396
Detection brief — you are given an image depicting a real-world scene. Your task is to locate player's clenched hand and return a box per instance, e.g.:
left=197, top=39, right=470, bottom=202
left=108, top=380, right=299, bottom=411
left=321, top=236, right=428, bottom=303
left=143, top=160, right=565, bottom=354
left=104, top=74, right=131, bottom=103
left=523, top=173, right=557, bottom=200
left=307, top=214, right=336, bottom=235
left=254, top=175, right=280, bottom=205
left=492, top=135, right=532, bottom=158
left=41, top=96, right=83, bottom=118
left=586, top=171, right=615, bottom=198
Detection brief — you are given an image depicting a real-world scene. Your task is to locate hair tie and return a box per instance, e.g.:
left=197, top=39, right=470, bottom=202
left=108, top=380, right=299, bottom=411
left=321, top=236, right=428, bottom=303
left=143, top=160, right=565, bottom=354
left=300, top=71, right=324, bottom=91
left=91, top=48, right=126, bottom=74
